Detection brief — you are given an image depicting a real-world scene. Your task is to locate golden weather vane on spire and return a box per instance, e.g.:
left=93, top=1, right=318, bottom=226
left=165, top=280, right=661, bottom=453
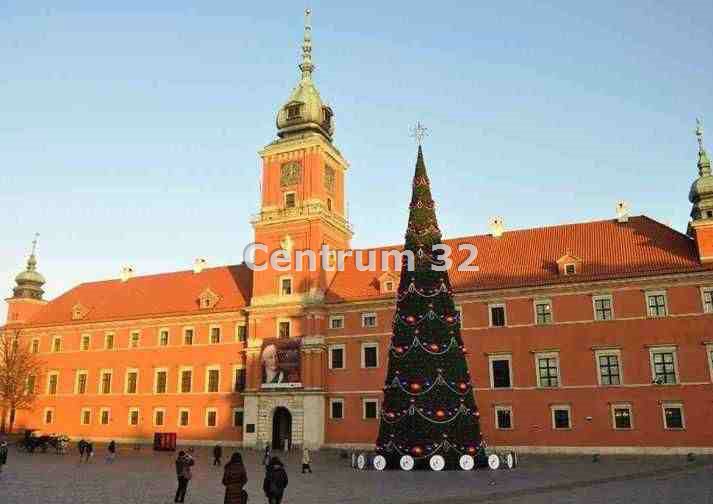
left=410, top=122, right=429, bottom=146
left=30, top=232, right=39, bottom=256
left=299, top=8, right=314, bottom=80
left=696, top=117, right=705, bottom=152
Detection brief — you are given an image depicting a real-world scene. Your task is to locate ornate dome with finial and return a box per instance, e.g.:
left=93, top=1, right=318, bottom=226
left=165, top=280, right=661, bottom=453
left=689, top=118, right=713, bottom=220
left=13, top=234, right=46, bottom=300
left=275, top=9, right=334, bottom=141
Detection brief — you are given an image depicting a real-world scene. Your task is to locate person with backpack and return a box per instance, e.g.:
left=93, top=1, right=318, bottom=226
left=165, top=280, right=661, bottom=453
left=263, top=457, right=288, bottom=504
left=174, top=450, right=195, bottom=503
left=222, top=452, right=248, bottom=504
left=0, top=440, right=8, bottom=477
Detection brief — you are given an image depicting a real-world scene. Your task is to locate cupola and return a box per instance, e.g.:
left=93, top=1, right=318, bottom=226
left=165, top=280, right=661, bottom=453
left=275, top=9, right=334, bottom=141
left=12, top=234, right=46, bottom=300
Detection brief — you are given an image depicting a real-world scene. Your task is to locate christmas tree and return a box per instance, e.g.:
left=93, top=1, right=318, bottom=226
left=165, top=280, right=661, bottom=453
left=375, top=141, right=481, bottom=470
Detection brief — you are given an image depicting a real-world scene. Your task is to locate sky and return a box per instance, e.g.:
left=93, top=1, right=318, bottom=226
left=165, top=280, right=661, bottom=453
left=1, top=1, right=712, bottom=299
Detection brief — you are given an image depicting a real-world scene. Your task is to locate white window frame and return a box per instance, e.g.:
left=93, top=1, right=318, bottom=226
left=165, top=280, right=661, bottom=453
left=488, top=354, right=513, bottom=389
left=183, top=326, right=195, bottom=346
left=649, top=346, right=679, bottom=385
left=99, top=407, right=111, bottom=426
left=178, top=408, right=190, bottom=427
left=153, top=407, right=167, bottom=427
left=178, top=366, right=193, bottom=394
left=701, top=287, right=713, bottom=314
left=661, top=402, right=685, bottom=430
left=80, top=334, right=91, bottom=351
left=129, top=330, right=141, bottom=348
left=592, top=294, right=614, bottom=321
left=494, top=405, right=514, bottom=430
left=125, top=368, right=139, bottom=394
left=551, top=404, right=572, bottom=430
left=283, top=191, right=297, bottom=208
left=209, top=325, right=222, bottom=344
left=330, top=398, right=344, bottom=420
left=30, top=338, right=40, bottom=354
left=534, top=299, right=553, bottom=325
left=329, top=344, right=346, bottom=370
left=231, top=365, right=244, bottom=392
left=104, top=332, right=115, bottom=350
left=362, top=398, right=379, bottom=420
left=534, top=351, right=560, bottom=388
left=205, top=365, right=221, bottom=393
left=610, top=403, right=633, bottom=430
left=47, top=371, right=59, bottom=395
left=99, top=369, right=113, bottom=395
left=158, top=328, right=170, bottom=346
left=232, top=407, right=244, bottom=428
left=128, top=407, right=140, bottom=426
left=235, top=323, right=247, bottom=342
left=75, top=370, right=89, bottom=395
left=594, top=349, right=623, bottom=386
left=205, top=407, right=218, bottom=428
left=488, top=303, right=507, bottom=327
left=361, top=342, right=379, bottom=369
left=51, top=336, right=62, bottom=353
left=279, top=276, right=293, bottom=296
left=153, top=367, right=168, bottom=394
left=361, top=312, right=377, bottom=329
left=645, top=290, right=668, bottom=317
left=329, top=315, right=345, bottom=330
left=80, top=407, right=91, bottom=425
left=564, top=263, right=577, bottom=275
left=43, top=407, right=55, bottom=425
left=276, top=318, right=292, bottom=339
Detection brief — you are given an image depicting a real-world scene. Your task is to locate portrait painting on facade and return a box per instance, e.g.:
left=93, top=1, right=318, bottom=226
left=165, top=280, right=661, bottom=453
left=261, top=338, right=301, bottom=387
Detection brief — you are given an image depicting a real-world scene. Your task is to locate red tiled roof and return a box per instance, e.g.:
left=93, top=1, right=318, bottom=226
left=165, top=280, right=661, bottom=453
left=325, top=216, right=710, bottom=302
left=18, top=216, right=712, bottom=325
left=27, top=264, right=253, bottom=326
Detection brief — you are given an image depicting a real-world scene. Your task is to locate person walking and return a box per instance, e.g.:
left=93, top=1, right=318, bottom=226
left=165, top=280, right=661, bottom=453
left=262, top=443, right=271, bottom=467
left=106, top=440, right=116, bottom=463
left=0, top=440, right=8, bottom=478
left=222, top=452, right=248, bottom=504
left=174, top=450, right=195, bottom=503
left=78, top=439, right=86, bottom=462
left=84, top=441, right=94, bottom=462
left=263, top=457, right=288, bottom=504
left=213, top=443, right=223, bottom=466
left=301, top=446, right=312, bottom=474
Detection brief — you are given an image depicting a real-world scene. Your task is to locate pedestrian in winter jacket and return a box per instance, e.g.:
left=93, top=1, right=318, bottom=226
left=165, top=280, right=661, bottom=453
left=174, top=450, right=195, bottom=503
left=213, top=443, right=223, bottom=466
left=106, top=440, right=117, bottom=463
left=263, top=457, right=288, bottom=504
left=0, top=441, right=8, bottom=476
left=301, top=447, right=312, bottom=473
left=222, top=452, right=248, bottom=504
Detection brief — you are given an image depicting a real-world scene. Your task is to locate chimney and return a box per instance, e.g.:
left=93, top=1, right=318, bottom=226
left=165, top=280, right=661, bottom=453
left=120, top=266, right=135, bottom=282
left=489, top=217, right=505, bottom=238
left=193, top=258, right=207, bottom=274
left=615, top=201, right=629, bottom=223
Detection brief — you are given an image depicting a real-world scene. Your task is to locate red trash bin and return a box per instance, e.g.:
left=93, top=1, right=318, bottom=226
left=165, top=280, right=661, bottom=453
left=153, top=432, right=177, bottom=451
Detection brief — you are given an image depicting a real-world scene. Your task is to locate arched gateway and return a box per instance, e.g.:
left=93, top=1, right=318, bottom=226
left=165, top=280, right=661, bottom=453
left=272, top=407, right=292, bottom=450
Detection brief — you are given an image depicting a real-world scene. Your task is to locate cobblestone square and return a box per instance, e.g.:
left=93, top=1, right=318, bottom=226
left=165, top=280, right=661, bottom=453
left=1, top=443, right=712, bottom=504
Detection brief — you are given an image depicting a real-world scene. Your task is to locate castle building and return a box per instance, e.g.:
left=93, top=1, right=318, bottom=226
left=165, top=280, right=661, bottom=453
left=3, top=13, right=713, bottom=454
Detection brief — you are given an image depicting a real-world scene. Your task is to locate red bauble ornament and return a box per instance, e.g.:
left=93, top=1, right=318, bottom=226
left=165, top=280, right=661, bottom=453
left=467, top=446, right=476, bottom=454
left=429, top=344, right=439, bottom=351
left=410, top=383, right=422, bottom=392
left=406, top=315, right=416, bottom=324
left=412, top=446, right=423, bottom=455
left=458, top=382, right=468, bottom=391
left=396, top=346, right=404, bottom=354
left=435, top=409, right=445, bottom=418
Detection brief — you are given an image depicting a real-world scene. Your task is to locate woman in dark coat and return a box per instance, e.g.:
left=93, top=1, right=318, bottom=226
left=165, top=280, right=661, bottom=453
left=263, top=457, right=288, bottom=504
left=222, top=452, right=248, bottom=504
left=174, top=450, right=195, bottom=503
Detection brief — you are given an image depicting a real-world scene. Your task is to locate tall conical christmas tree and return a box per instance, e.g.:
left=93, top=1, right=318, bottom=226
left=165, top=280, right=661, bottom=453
left=375, top=141, right=481, bottom=470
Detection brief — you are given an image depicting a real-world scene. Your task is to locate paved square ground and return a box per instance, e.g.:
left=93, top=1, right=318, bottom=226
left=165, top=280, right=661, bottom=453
left=1, top=443, right=711, bottom=504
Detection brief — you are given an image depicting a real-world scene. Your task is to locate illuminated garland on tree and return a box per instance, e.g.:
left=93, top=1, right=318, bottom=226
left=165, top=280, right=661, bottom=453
left=375, top=145, right=482, bottom=469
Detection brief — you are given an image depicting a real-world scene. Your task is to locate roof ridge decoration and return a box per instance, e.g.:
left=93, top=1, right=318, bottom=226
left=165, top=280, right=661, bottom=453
left=299, top=8, right=314, bottom=81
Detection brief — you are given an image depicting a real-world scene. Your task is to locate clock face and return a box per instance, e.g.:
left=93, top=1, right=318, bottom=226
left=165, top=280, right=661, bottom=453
left=459, top=454, right=475, bottom=471
left=280, top=162, right=302, bottom=187
left=429, top=455, right=445, bottom=471
left=373, top=455, right=387, bottom=471
left=399, top=455, right=414, bottom=471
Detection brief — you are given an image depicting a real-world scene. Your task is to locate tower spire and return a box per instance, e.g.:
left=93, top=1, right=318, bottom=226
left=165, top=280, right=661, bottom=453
left=12, top=233, right=46, bottom=300
left=696, top=117, right=711, bottom=176
left=299, top=8, right=314, bottom=81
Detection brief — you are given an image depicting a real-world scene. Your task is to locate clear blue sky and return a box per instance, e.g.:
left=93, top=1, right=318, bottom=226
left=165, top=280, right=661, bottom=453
left=2, top=1, right=712, bottom=299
